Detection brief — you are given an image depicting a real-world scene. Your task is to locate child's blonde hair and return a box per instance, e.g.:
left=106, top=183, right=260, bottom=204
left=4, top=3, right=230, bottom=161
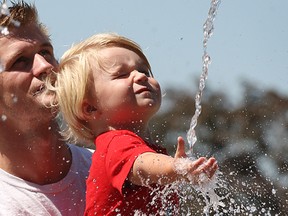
left=47, top=33, right=152, bottom=144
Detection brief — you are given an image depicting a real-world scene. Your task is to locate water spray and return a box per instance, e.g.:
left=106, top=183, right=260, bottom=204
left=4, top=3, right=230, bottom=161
left=187, top=0, right=221, bottom=152
left=0, top=1, right=20, bottom=35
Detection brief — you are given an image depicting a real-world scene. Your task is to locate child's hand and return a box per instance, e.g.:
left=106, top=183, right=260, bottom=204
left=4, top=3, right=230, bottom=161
left=173, top=136, right=218, bottom=185
left=186, top=156, right=218, bottom=184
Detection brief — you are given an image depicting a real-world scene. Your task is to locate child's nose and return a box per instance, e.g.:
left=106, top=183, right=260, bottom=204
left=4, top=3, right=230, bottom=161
left=133, top=70, right=148, bottom=83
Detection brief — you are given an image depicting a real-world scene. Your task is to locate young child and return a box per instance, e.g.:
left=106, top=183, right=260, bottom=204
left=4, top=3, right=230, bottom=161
left=46, top=33, right=218, bottom=215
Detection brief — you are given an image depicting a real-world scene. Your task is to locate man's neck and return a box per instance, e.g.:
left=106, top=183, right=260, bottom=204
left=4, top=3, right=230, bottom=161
left=0, top=121, right=72, bottom=185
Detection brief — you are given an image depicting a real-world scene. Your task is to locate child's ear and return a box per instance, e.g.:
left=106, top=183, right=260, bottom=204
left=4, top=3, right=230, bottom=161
left=82, top=100, right=98, bottom=120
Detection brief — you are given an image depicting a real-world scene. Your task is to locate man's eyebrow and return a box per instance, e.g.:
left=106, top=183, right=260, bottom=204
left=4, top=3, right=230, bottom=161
left=4, top=49, right=24, bottom=70
left=4, top=42, right=54, bottom=70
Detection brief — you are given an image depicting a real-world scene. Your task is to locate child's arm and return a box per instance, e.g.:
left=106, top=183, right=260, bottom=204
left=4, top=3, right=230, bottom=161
left=128, top=136, right=218, bottom=186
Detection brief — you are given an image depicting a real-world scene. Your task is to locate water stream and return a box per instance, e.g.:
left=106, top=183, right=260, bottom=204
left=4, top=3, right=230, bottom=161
left=181, top=1, right=283, bottom=215
left=187, top=0, right=221, bottom=151
left=182, top=1, right=228, bottom=214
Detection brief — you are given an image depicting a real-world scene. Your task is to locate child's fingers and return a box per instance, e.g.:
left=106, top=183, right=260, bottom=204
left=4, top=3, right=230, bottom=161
left=200, top=158, right=218, bottom=178
left=189, top=157, right=207, bottom=171
left=206, top=160, right=218, bottom=178
left=174, top=136, right=186, bottom=158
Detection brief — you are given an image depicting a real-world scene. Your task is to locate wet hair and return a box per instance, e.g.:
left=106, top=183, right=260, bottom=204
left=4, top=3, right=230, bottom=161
left=0, top=0, right=49, bottom=37
left=47, top=33, right=152, bottom=144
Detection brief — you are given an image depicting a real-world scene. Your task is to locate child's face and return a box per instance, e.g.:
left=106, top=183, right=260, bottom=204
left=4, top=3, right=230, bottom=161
left=91, top=46, right=161, bottom=126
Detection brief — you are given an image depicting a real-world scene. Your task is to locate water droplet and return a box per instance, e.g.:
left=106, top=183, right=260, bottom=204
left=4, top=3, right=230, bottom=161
left=0, top=26, right=9, bottom=35
left=11, top=19, right=20, bottom=27
left=11, top=94, right=18, bottom=103
left=1, top=114, right=7, bottom=121
left=0, top=2, right=9, bottom=15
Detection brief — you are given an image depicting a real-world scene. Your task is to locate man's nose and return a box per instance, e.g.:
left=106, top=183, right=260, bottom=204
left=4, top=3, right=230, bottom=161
left=31, top=54, right=54, bottom=77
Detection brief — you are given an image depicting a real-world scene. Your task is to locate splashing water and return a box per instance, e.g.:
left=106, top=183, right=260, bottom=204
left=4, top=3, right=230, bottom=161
left=1, top=114, right=7, bottom=122
left=174, top=2, right=284, bottom=213
left=0, top=1, right=8, bottom=15
left=0, top=2, right=9, bottom=35
left=173, top=157, right=228, bottom=215
left=0, top=1, right=20, bottom=73
left=187, top=0, right=221, bottom=151
left=0, top=1, right=20, bottom=36
left=178, top=1, right=226, bottom=214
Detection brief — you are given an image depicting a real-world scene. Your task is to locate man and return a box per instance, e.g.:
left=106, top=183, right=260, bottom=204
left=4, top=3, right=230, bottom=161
left=0, top=1, right=92, bottom=215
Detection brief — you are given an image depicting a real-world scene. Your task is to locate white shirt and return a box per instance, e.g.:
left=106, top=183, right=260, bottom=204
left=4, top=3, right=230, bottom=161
left=0, top=144, right=93, bottom=216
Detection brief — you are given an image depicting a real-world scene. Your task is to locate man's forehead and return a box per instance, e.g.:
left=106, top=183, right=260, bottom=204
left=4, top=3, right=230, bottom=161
left=0, top=24, right=49, bottom=47
left=0, top=36, right=22, bottom=70
left=5, top=23, right=48, bottom=41
left=0, top=35, right=31, bottom=57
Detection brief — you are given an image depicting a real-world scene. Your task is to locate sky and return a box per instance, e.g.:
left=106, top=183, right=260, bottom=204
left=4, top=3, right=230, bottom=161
left=23, top=0, right=288, bottom=104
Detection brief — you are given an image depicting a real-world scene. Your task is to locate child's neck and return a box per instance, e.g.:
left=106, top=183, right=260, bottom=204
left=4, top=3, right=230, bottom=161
left=110, top=122, right=153, bottom=143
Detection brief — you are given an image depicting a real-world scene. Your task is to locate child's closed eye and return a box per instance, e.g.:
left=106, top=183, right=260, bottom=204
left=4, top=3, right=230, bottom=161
left=139, top=70, right=151, bottom=77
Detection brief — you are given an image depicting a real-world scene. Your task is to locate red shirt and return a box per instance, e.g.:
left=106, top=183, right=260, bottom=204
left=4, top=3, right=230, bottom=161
left=85, top=130, right=179, bottom=215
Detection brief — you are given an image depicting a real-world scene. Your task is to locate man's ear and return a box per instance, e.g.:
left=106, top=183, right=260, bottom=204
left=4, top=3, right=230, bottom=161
left=82, top=100, right=98, bottom=120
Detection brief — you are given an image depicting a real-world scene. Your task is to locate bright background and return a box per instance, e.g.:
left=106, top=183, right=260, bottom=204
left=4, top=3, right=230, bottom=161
left=26, top=0, right=288, bottom=104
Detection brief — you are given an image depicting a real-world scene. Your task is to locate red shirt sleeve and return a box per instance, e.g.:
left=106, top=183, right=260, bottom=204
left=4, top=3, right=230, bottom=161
left=104, top=131, right=156, bottom=195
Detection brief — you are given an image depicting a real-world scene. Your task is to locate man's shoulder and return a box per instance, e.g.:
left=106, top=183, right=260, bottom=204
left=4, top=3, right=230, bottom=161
left=68, top=143, right=94, bottom=153
left=66, top=144, right=94, bottom=173
left=68, top=144, right=94, bottom=163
